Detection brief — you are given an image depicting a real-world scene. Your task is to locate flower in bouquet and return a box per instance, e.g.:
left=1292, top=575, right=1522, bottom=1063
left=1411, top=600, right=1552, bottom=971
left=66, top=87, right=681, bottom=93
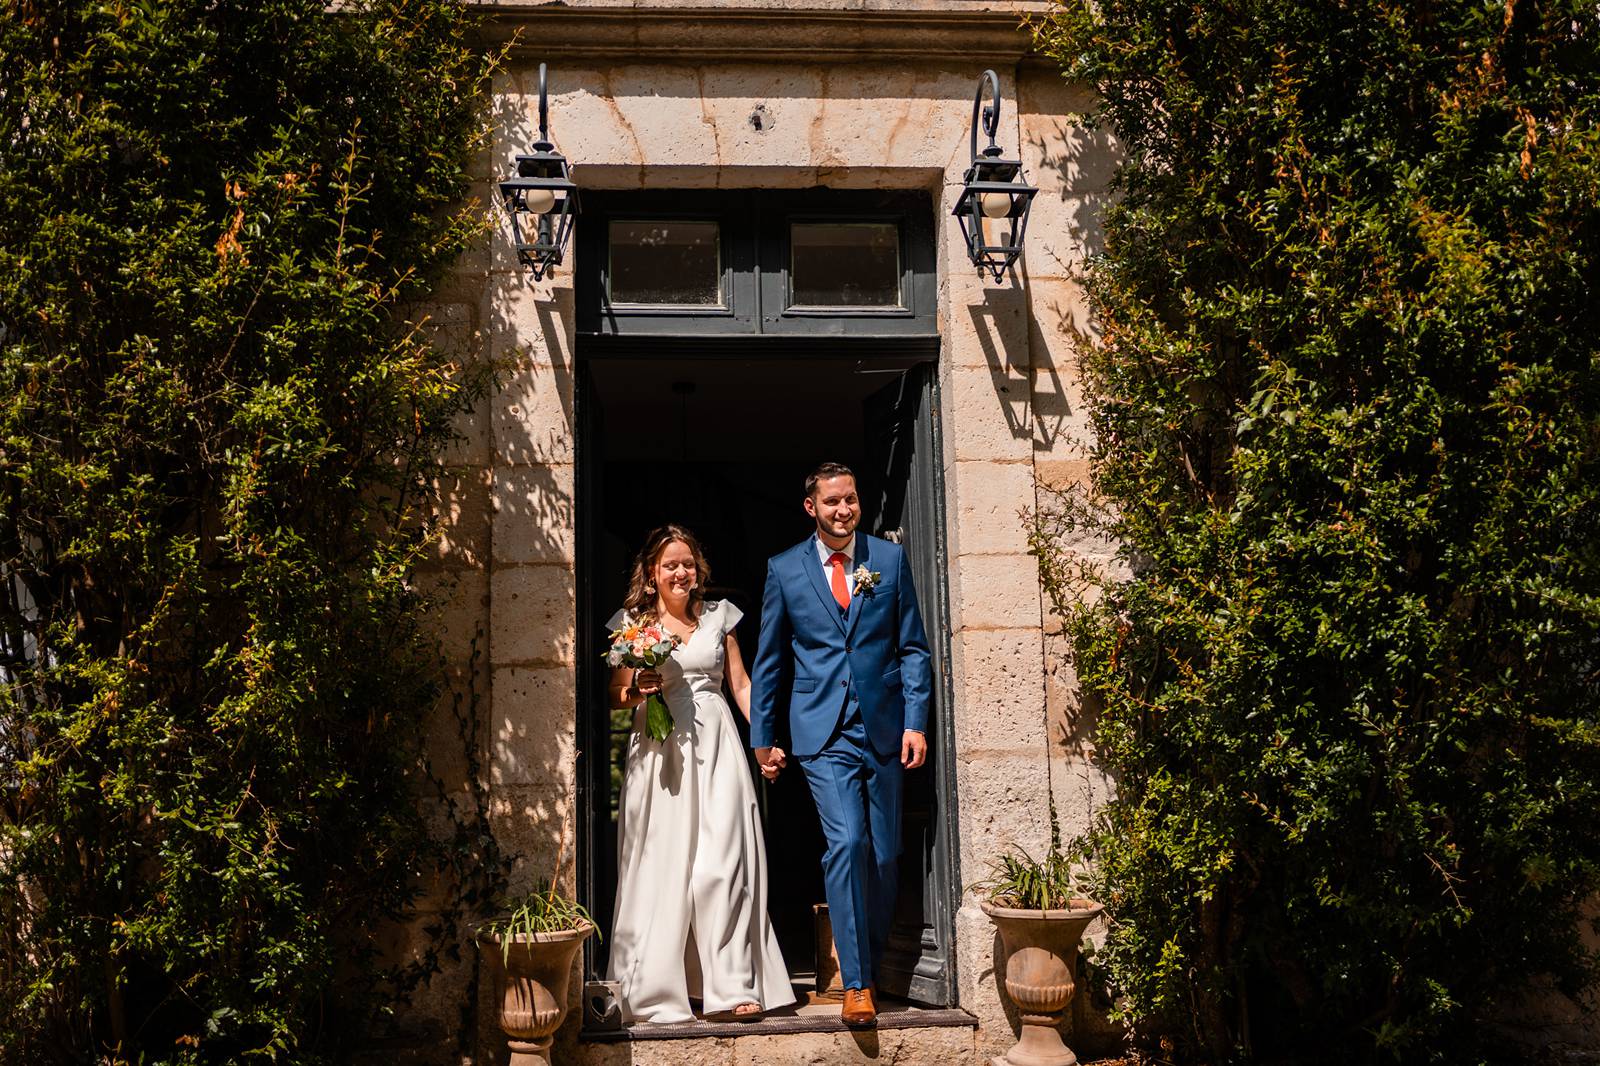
left=605, top=617, right=682, bottom=742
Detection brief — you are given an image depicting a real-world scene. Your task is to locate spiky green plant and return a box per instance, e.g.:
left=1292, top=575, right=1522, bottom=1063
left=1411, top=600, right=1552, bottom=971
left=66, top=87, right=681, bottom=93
left=974, top=845, right=1092, bottom=912
left=479, top=882, right=598, bottom=962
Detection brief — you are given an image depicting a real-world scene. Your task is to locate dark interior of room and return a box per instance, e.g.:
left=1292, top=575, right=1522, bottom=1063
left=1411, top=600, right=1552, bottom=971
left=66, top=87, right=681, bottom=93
left=583, top=355, right=921, bottom=986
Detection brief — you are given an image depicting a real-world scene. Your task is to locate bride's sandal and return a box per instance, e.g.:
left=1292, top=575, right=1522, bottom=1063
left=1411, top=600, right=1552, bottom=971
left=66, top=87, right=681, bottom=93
left=706, top=1002, right=764, bottom=1022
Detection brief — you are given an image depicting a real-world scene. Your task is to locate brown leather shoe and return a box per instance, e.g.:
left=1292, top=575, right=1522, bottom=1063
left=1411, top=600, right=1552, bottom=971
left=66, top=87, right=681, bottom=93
left=841, top=986, right=877, bottom=1027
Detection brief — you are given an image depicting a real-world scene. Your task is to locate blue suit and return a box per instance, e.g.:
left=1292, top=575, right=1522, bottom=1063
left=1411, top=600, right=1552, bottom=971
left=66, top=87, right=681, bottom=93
left=750, top=533, right=932, bottom=989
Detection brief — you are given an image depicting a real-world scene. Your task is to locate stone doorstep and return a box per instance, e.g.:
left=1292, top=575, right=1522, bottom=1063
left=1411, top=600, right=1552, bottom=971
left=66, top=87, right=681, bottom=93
left=582, top=1003, right=978, bottom=1043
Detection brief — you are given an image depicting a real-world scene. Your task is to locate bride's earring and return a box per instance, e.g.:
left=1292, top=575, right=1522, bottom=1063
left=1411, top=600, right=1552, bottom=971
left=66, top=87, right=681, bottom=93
left=645, top=584, right=656, bottom=594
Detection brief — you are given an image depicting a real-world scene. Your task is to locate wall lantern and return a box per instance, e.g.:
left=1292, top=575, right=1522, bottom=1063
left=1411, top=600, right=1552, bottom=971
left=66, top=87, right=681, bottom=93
left=952, top=70, right=1037, bottom=283
left=499, top=63, right=579, bottom=280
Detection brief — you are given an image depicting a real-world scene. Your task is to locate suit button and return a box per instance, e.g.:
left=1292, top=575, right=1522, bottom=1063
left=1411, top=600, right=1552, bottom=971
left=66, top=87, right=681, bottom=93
left=846, top=645, right=853, bottom=653
left=840, top=681, right=847, bottom=689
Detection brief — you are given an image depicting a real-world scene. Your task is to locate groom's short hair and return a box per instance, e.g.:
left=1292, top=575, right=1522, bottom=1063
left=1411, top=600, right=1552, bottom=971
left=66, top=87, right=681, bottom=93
left=805, top=462, right=856, bottom=499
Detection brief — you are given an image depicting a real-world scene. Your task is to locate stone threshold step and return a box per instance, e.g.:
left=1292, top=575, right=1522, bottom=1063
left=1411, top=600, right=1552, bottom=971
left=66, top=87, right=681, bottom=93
left=582, top=1007, right=979, bottom=1042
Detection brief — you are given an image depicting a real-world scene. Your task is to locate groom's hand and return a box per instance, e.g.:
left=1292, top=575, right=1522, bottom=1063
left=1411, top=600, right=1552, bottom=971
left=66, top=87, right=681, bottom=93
left=755, top=746, right=787, bottom=780
left=901, top=730, right=927, bottom=769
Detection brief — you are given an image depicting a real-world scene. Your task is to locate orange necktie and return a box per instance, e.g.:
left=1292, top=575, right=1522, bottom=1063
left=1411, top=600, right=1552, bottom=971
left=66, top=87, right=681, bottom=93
left=827, top=551, right=850, bottom=611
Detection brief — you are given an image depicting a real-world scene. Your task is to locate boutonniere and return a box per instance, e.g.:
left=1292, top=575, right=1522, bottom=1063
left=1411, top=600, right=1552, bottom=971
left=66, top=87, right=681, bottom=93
left=852, top=565, right=881, bottom=596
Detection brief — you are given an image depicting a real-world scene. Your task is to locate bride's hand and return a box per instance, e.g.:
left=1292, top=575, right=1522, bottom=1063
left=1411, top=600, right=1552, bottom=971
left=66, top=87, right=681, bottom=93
left=755, top=745, right=786, bottom=781
left=634, top=668, right=663, bottom=695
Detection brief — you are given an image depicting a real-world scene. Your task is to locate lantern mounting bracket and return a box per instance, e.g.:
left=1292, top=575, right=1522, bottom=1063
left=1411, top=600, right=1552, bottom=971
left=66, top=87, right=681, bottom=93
left=972, top=68, right=1003, bottom=163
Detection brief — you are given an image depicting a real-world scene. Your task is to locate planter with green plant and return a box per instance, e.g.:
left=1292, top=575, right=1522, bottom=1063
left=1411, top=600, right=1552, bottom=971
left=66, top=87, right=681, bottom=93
left=975, top=823, right=1102, bottom=1066
left=477, top=883, right=597, bottom=1065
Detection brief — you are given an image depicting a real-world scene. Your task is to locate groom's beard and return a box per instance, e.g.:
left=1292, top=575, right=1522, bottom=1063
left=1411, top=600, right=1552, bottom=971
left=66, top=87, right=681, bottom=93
left=819, top=513, right=857, bottom=538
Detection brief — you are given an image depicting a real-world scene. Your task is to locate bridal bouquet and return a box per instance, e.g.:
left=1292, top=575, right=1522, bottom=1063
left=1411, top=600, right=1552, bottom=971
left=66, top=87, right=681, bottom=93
left=605, top=619, right=681, bottom=742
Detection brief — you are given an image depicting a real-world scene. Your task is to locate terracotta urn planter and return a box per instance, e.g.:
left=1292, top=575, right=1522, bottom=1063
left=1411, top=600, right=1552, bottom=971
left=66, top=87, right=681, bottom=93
left=481, top=923, right=593, bottom=1066
left=981, top=900, right=1104, bottom=1066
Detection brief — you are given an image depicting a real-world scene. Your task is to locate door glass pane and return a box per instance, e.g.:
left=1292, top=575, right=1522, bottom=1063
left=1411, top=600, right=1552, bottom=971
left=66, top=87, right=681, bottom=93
left=608, top=220, right=722, bottom=306
left=789, top=222, right=902, bottom=309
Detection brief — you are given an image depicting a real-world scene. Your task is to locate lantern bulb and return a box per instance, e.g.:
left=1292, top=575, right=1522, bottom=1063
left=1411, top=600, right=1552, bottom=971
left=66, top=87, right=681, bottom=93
left=523, top=187, right=557, bottom=216
left=979, top=191, right=1011, bottom=219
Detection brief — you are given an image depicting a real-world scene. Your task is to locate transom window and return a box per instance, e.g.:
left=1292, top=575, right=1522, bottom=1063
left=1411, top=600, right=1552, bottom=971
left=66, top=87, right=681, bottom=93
left=606, top=220, right=723, bottom=307
left=577, top=190, right=935, bottom=337
left=788, top=222, right=902, bottom=310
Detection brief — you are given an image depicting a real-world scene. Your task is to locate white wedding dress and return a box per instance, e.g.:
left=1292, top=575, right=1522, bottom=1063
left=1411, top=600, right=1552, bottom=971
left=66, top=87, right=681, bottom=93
left=605, top=599, right=794, bottom=1023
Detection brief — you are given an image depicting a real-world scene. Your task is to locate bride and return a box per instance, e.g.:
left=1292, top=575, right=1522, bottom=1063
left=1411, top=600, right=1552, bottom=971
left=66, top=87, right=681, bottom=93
left=605, top=524, right=795, bottom=1023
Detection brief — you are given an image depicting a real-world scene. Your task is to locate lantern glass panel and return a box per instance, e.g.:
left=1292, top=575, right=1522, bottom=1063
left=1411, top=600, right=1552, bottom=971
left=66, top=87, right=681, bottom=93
left=607, top=220, right=722, bottom=306
left=978, top=210, right=1016, bottom=249
left=788, top=222, right=902, bottom=309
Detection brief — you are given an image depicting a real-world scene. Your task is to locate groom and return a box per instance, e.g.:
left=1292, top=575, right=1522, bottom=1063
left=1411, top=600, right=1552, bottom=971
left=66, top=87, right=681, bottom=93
left=750, top=462, right=932, bottom=1027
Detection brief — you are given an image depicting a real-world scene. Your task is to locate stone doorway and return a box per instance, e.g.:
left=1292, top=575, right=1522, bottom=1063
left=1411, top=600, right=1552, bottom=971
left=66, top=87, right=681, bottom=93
left=575, top=351, right=958, bottom=1021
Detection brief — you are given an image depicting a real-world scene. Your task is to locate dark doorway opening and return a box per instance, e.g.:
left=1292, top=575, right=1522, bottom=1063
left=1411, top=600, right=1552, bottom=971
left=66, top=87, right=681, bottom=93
left=576, top=351, right=957, bottom=1011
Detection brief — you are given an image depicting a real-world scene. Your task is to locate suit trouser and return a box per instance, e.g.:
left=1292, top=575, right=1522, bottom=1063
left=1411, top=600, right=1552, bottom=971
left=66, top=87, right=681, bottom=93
left=797, top=705, right=902, bottom=990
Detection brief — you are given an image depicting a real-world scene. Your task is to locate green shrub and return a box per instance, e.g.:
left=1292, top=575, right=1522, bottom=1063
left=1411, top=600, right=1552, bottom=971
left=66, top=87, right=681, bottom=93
left=0, top=1, right=496, bottom=1061
left=1033, top=1, right=1600, bottom=1061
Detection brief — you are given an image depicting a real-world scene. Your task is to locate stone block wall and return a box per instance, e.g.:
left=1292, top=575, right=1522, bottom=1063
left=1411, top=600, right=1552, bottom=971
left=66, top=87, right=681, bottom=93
left=402, top=284, right=497, bottom=1059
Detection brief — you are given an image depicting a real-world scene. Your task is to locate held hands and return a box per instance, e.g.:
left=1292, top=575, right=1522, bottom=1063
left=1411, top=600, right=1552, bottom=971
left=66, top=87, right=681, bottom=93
left=754, top=745, right=788, bottom=781
left=901, top=730, right=927, bottom=769
left=753, top=737, right=920, bottom=775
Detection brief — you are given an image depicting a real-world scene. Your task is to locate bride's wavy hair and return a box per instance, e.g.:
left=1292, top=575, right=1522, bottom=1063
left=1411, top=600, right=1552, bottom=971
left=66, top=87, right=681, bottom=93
left=623, top=524, right=712, bottom=622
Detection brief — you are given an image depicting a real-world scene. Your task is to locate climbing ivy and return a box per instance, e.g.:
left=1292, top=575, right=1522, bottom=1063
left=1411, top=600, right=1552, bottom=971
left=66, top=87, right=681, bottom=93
left=1033, top=1, right=1600, bottom=1061
left=0, top=1, right=499, bottom=1061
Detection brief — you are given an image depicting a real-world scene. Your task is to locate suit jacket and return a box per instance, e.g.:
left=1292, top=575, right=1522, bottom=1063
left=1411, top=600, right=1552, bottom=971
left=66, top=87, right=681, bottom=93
left=750, top=533, right=932, bottom=758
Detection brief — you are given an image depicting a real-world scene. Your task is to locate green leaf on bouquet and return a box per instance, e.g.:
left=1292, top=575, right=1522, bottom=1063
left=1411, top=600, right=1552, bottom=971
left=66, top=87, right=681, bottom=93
left=644, top=694, right=674, bottom=743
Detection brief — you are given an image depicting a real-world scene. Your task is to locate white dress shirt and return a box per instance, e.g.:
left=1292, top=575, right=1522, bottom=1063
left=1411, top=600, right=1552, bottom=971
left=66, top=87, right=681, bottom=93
left=815, top=534, right=857, bottom=604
